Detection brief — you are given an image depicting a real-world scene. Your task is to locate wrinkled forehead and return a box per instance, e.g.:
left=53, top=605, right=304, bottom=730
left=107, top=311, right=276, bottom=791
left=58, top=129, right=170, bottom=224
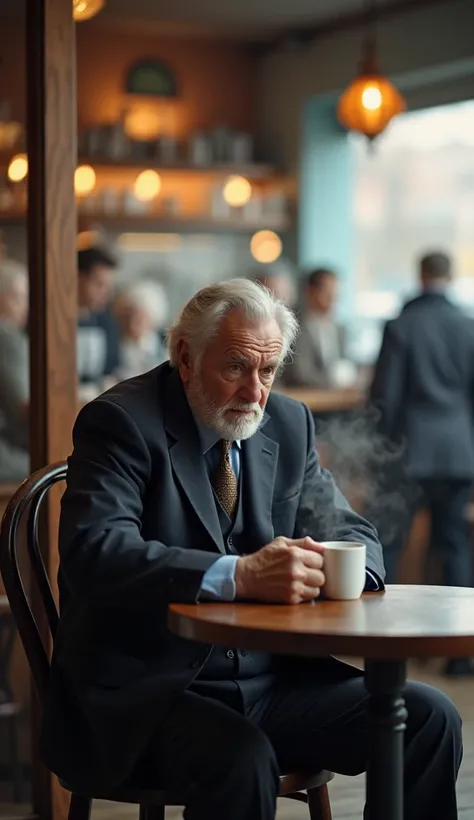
left=207, top=309, right=283, bottom=362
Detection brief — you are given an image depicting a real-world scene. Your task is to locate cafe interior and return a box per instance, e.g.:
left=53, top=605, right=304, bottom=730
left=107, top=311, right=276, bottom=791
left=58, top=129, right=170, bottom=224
left=0, top=0, right=474, bottom=818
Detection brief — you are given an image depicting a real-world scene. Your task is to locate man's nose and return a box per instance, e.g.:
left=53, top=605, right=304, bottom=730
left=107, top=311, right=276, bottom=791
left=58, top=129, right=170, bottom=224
left=240, top=373, right=261, bottom=403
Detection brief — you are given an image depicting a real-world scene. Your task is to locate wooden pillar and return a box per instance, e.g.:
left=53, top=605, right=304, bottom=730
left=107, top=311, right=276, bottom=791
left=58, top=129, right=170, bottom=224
left=26, top=0, right=77, bottom=818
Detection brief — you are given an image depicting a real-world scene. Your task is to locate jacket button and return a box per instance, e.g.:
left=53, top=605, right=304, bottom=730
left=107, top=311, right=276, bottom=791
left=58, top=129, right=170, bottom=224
left=226, top=649, right=235, bottom=660
left=240, top=650, right=247, bottom=657
left=228, top=537, right=233, bottom=547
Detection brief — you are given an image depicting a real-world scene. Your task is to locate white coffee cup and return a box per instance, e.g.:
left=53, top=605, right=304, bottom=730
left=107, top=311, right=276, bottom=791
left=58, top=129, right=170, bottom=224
left=320, top=541, right=366, bottom=600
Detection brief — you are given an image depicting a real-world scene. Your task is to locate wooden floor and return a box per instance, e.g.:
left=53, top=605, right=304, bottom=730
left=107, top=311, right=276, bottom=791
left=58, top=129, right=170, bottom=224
left=0, top=660, right=472, bottom=819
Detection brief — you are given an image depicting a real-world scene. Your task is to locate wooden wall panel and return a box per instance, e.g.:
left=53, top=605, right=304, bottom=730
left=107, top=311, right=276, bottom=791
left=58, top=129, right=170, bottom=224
left=26, top=0, right=78, bottom=818
left=0, top=22, right=258, bottom=142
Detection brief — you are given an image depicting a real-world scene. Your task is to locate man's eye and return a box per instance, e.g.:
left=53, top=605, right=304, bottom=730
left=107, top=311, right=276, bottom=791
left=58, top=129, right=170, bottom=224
left=229, top=364, right=243, bottom=372
left=261, top=367, right=275, bottom=376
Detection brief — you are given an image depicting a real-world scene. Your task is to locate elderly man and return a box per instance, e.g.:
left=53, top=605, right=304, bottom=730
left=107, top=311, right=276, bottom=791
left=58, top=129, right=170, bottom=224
left=0, top=258, right=29, bottom=481
left=41, top=280, right=461, bottom=820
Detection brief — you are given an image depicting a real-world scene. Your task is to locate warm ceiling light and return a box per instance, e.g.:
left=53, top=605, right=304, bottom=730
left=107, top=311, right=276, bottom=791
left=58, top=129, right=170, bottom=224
left=361, top=86, right=383, bottom=111
left=134, top=170, right=162, bottom=202
left=338, top=75, right=405, bottom=140
left=75, top=165, right=96, bottom=195
left=223, top=176, right=252, bottom=207
left=8, top=153, right=28, bottom=182
left=337, top=25, right=406, bottom=141
left=73, top=0, right=105, bottom=21
left=250, top=231, right=283, bottom=264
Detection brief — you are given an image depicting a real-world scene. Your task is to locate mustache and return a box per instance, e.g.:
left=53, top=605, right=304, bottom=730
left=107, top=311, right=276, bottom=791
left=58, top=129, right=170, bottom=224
left=225, top=401, right=261, bottom=413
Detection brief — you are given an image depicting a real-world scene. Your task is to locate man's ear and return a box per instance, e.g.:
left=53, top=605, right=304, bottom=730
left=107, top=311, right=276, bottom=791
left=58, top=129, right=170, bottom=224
left=177, top=339, right=192, bottom=384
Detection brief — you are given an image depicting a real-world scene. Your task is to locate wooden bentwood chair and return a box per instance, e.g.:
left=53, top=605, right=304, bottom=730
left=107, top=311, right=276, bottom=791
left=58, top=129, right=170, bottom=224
left=0, top=463, right=334, bottom=820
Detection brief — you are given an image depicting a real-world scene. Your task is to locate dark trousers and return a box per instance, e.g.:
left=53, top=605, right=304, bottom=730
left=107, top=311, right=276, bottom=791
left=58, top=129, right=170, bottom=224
left=379, top=479, right=472, bottom=585
left=132, top=660, right=462, bottom=820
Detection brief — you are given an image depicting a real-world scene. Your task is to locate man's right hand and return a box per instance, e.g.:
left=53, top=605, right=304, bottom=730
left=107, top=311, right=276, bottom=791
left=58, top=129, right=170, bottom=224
left=234, top=537, right=325, bottom=604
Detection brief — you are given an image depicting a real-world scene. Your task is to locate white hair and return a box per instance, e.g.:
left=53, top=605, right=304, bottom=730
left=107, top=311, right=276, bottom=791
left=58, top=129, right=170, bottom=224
left=168, top=277, right=299, bottom=367
left=0, top=259, right=28, bottom=294
left=114, top=279, right=169, bottom=328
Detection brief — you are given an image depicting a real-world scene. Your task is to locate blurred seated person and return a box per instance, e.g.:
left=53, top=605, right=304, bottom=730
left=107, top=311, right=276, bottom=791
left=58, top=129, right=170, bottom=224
left=252, top=260, right=297, bottom=307
left=0, top=259, right=29, bottom=481
left=283, top=268, right=356, bottom=389
left=113, top=280, right=169, bottom=379
left=77, top=246, right=120, bottom=399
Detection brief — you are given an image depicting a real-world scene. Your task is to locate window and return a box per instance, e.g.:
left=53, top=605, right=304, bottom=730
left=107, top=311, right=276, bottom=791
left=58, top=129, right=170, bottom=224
left=350, top=99, right=474, bottom=361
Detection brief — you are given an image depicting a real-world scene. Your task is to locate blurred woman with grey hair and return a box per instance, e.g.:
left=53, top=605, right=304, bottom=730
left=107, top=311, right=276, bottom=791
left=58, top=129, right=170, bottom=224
left=251, top=259, right=297, bottom=307
left=0, top=258, right=30, bottom=481
left=113, top=279, right=169, bottom=379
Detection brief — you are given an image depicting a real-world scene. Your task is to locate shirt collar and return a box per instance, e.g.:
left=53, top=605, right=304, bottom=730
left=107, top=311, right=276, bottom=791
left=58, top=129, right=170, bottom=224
left=192, top=411, right=241, bottom=455
left=422, top=283, right=448, bottom=295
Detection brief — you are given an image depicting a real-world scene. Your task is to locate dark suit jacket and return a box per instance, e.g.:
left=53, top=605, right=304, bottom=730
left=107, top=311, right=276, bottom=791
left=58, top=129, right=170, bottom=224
left=370, top=292, right=474, bottom=479
left=40, top=363, right=384, bottom=790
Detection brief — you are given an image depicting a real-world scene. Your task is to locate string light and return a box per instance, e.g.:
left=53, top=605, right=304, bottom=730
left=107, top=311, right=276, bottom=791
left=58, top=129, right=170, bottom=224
left=223, top=176, right=252, bottom=207
left=7, top=154, right=28, bottom=183
left=75, top=165, right=96, bottom=195
left=134, top=170, right=162, bottom=202
left=73, top=0, right=105, bottom=21
left=250, top=231, right=283, bottom=264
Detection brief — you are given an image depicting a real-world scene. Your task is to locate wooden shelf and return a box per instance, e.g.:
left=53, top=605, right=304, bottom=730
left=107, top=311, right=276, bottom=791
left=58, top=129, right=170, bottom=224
left=0, top=209, right=292, bottom=233
left=79, top=212, right=292, bottom=232
left=0, top=208, right=25, bottom=224
left=0, top=153, right=283, bottom=180
left=77, top=157, right=281, bottom=179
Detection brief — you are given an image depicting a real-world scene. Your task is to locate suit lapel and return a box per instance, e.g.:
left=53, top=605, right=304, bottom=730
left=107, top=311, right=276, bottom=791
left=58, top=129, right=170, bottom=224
left=164, top=371, right=225, bottom=554
left=242, top=422, right=279, bottom=550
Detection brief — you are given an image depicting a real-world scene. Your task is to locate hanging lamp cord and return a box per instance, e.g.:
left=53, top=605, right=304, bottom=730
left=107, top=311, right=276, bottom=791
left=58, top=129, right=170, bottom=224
left=360, top=0, right=379, bottom=74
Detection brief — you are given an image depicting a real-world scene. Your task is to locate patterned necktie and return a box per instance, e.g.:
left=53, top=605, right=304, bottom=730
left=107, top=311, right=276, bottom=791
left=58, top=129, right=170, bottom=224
left=212, top=440, right=238, bottom=519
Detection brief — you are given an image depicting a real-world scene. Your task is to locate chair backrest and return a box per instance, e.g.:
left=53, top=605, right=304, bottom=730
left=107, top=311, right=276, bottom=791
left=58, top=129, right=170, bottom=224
left=0, top=462, right=67, bottom=705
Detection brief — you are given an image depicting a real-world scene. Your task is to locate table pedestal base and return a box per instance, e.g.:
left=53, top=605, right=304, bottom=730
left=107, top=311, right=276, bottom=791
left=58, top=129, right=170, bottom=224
left=365, top=659, right=408, bottom=820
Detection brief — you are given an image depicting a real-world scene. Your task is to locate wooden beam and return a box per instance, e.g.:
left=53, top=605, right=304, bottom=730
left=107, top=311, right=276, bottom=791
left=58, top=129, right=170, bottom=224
left=249, top=0, right=451, bottom=56
left=26, top=0, right=77, bottom=818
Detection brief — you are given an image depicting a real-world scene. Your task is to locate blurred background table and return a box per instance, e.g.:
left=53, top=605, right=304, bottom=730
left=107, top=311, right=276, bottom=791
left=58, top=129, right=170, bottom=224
left=278, top=386, right=364, bottom=414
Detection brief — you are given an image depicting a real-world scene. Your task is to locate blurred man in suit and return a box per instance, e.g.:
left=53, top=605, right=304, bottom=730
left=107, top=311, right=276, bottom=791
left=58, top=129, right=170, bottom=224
left=77, top=246, right=120, bottom=389
left=370, top=252, right=474, bottom=676
left=41, top=280, right=461, bottom=820
left=283, top=268, right=347, bottom=388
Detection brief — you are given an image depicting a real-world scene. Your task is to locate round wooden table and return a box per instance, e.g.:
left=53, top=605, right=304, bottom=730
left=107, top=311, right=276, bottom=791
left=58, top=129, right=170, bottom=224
left=169, top=585, right=474, bottom=820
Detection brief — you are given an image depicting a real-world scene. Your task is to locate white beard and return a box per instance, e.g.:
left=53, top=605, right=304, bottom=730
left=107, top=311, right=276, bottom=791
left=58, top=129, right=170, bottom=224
left=186, top=374, right=264, bottom=441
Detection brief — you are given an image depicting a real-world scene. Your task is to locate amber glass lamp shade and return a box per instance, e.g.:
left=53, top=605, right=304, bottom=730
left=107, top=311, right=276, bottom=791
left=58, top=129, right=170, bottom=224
left=337, top=42, right=406, bottom=140
left=73, top=0, right=105, bottom=21
left=338, top=75, right=405, bottom=139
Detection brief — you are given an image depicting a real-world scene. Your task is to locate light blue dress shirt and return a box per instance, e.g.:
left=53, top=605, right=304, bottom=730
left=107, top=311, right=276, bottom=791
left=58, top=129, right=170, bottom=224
left=195, top=417, right=379, bottom=600
left=193, top=418, right=240, bottom=601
